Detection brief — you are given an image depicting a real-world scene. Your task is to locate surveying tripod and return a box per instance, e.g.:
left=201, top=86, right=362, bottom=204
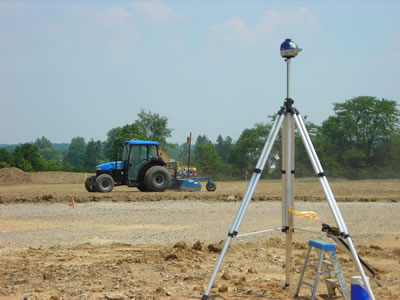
left=201, top=39, right=375, bottom=300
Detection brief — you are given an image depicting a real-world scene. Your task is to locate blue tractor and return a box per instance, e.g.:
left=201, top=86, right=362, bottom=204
left=85, top=140, right=171, bottom=193
left=85, top=140, right=217, bottom=193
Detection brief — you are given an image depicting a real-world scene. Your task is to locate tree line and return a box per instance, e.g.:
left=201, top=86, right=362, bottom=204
left=1, top=97, right=399, bottom=180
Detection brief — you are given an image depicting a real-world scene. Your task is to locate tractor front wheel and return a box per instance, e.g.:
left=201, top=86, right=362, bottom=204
left=144, top=166, right=171, bottom=192
left=206, top=182, right=217, bottom=192
left=85, top=175, right=97, bottom=192
left=95, top=174, right=114, bottom=193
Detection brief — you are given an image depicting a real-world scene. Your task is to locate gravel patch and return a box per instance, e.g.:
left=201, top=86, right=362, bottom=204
left=1, top=201, right=399, bottom=249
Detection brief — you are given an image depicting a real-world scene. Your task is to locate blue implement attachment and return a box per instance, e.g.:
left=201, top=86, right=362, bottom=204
left=178, top=179, right=202, bottom=191
left=170, top=173, right=216, bottom=192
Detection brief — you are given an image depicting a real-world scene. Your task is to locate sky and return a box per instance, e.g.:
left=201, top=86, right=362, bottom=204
left=1, top=0, right=399, bottom=145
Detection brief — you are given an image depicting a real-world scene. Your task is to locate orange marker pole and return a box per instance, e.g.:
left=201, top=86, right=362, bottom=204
left=72, top=197, right=75, bottom=209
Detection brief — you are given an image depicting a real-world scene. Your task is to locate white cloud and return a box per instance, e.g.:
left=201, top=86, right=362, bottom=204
left=257, top=8, right=321, bottom=36
left=70, top=4, right=139, bottom=64
left=106, top=28, right=138, bottom=59
left=133, top=0, right=184, bottom=23
left=207, top=16, right=258, bottom=44
left=96, top=6, right=139, bottom=57
left=205, top=8, right=321, bottom=48
left=97, top=6, right=131, bottom=27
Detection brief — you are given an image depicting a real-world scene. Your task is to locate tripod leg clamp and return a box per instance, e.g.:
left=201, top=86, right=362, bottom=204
left=281, top=170, right=295, bottom=174
left=341, top=232, right=350, bottom=238
left=228, top=231, right=238, bottom=237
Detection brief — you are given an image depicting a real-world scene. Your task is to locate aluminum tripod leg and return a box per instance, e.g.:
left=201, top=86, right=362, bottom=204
left=293, top=112, right=376, bottom=300
left=202, top=112, right=285, bottom=300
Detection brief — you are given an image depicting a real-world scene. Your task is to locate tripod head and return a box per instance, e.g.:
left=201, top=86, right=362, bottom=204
left=280, top=38, right=302, bottom=59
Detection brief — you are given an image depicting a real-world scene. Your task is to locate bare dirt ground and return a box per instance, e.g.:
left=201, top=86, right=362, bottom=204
left=0, top=168, right=400, bottom=300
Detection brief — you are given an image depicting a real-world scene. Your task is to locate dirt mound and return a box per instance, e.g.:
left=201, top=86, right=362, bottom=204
left=0, top=167, right=32, bottom=184
left=30, top=171, right=91, bottom=184
left=1, top=179, right=400, bottom=204
left=0, top=169, right=93, bottom=186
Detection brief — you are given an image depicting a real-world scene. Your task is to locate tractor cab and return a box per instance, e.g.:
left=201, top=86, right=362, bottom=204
left=85, top=140, right=171, bottom=193
left=122, top=141, right=164, bottom=184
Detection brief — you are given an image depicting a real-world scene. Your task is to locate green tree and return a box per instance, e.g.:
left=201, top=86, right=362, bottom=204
left=228, top=122, right=278, bottom=177
left=195, top=143, right=224, bottom=179
left=13, top=143, right=45, bottom=171
left=61, top=161, right=73, bottom=172
left=18, top=160, right=33, bottom=172
left=104, top=127, right=121, bottom=160
left=0, top=148, right=14, bottom=168
left=84, top=139, right=102, bottom=168
left=34, top=136, right=52, bottom=149
left=163, top=143, right=185, bottom=161
left=46, top=160, right=58, bottom=171
left=387, top=132, right=400, bottom=177
left=134, top=109, right=172, bottom=145
left=193, top=134, right=212, bottom=163
left=41, top=147, right=62, bottom=164
left=215, top=135, right=233, bottom=162
left=371, top=129, right=400, bottom=178
left=195, top=135, right=211, bottom=146
left=317, top=96, right=400, bottom=178
left=64, top=137, right=86, bottom=167
left=34, top=136, right=61, bottom=163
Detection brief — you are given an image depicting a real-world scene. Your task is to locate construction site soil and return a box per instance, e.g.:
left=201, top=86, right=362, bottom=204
left=0, top=168, right=399, bottom=299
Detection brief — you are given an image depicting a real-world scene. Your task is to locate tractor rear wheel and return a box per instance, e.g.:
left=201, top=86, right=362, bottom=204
left=95, top=174, right=114, bottom=193
left=144, top=166, right=171, bottom=192
left=85, top=175, right=97, bottom=192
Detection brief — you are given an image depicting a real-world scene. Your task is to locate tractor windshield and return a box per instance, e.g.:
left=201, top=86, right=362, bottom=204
left=121, top=144, right=130, bottom=161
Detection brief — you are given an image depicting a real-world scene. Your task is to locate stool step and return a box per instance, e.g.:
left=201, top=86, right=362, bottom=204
left=308, top=240, right=336, bottom=251
left=322, top=259, right=332, bottom=266
left=326, top=278, right=340, bottom=286
left=303, top=281, right=314, bottom=288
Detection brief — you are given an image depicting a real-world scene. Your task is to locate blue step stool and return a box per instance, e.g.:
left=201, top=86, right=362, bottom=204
left=295, top=240, right=350, bottom=300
